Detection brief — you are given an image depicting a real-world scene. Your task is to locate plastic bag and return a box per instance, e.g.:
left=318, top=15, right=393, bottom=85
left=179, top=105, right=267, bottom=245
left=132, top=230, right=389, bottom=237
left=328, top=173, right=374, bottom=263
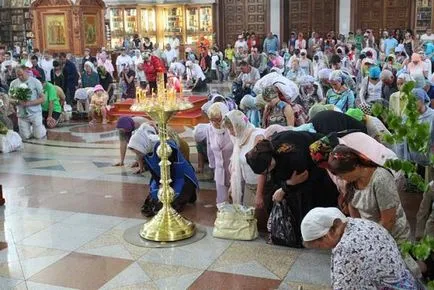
left=0, top=130, right=22, bottom=153
left=213, top=203, right=258, bottom=241
left=269, top=199, right=301, bottom=248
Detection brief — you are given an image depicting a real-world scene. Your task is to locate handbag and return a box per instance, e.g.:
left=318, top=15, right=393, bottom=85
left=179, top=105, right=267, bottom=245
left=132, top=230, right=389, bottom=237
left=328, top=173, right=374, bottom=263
left=213, top=203, right=258, bottom=240
left=269, top=199, right=301, bottom=248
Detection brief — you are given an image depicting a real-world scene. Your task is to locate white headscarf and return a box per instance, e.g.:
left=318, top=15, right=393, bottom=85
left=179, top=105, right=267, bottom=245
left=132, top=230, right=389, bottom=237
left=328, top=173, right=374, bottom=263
left=301, top=207, right=347, bottom=242
left=208, top=102, right=229, bottom=134
left=127, top=123, right=159, bottom=155
left=194, top=123, right=209, bottom=143
left=224, top=110, right=255, bottom=204
left=84, top=61, right=96, bottom=73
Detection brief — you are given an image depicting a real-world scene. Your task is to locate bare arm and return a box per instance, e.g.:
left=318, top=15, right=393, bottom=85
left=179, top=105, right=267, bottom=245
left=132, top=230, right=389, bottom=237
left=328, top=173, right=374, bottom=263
left=380, top=207, right=397, bottom=232
left=24, top=92, right=45, bottom=106
left=284, top=105, right=295, bottom=126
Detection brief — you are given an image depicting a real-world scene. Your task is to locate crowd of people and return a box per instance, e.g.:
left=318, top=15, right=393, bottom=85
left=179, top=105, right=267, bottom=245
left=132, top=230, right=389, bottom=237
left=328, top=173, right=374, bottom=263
left=2, top=27, right=434, bottom=288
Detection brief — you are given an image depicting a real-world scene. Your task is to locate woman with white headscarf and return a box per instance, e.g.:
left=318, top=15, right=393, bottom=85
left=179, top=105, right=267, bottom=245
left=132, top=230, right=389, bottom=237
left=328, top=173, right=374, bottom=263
left=206, top=102, right=233, bottom=204
left=326, top=70, right=355, bottom=113
left=81, top=61, right=99, bottom=88
left=223, top=110, right=265, bottom=206
left=301, top=207, right=421, bottom=289
left=298, top=75, right=324, bottom=112
left=389, top=73, right=414, bottom=116
left=128, top=123, right=198, bottom=216
left=312, top=51, right=328, bottom=80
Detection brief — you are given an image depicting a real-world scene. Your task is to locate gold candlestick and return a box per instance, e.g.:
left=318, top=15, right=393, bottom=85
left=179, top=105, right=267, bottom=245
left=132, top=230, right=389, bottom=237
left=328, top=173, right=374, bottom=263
left=130, top=72, right=195, bottom=242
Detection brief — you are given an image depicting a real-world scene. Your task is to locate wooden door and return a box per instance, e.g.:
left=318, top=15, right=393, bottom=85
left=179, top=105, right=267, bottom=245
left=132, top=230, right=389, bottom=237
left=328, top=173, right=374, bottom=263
left=220, top=0, right=268, bottom=48
left=285, top=0, right=337, bottom=41
left=352, top=0, right=413, bottom=35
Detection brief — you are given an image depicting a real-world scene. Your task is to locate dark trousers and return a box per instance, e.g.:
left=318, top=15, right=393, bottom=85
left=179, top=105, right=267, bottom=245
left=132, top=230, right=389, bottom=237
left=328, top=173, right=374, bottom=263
left=65, top=86, right=76, bottom=105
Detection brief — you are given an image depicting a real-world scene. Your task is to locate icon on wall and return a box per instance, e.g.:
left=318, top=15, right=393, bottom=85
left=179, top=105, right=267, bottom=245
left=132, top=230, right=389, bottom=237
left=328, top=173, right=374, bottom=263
left=84, top=14, right=98, bottom=46
left=44, top=13, right=68, bottom=49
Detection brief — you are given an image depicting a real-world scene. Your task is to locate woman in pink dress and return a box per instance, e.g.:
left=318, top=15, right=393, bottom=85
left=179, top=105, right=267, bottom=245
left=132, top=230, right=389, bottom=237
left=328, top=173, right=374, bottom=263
left=206, top=102, right=233, bottom=204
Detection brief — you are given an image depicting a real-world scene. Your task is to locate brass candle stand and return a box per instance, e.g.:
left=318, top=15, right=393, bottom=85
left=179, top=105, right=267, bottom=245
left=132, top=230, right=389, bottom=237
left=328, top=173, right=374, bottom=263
left=130, top=73, right=195, bottom=242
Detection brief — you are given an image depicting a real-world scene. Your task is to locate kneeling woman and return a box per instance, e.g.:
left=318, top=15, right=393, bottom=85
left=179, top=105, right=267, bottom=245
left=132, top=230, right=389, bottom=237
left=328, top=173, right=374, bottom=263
left=128, top=124, right=198, bottom=217
left=246, top=131, right=339, bottom=247
left=301, top=207, right=421, bottom=289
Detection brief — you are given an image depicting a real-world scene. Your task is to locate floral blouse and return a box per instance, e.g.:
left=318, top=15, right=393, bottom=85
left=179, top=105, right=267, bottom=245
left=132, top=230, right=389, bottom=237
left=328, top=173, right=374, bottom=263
left=331, top=218, right=419, bottom=290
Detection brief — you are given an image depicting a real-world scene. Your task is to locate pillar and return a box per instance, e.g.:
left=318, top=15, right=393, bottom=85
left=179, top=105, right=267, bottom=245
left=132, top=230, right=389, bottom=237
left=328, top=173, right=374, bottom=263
left=269, top=0, right=280, bottom=39
left=339, top=0, right=351, bottom=34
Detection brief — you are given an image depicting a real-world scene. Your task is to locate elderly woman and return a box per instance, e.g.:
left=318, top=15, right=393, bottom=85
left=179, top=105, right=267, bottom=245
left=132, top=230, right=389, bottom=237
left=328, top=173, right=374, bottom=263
left=240, top=94, right=261, bottom=127
left=325, top=70, right=355, bottom=113
left=262, top=86, right=295, bottom=128
left=301, top=207, right=420, bottom=289
left=312, top=52, right=328, bottom=80
left=285, top=59, right=306, bottom=82
left=81, top=61, right=100, bottom=88
left=359, top=66, right=384, bottom=105
left=114, top=116, right=147, bottom=167
left=206, top=103, right=233, bottom=204
left=128, top=123, right=198, bottom=216
left=245, top=131, right=339, bottom=247
left=223, top=110, right=265, bottom=206
left=389, top=73, right=413, bottom=116
left=298, top=75, right=324, bottom=113
left=407, top=53, right=428, bottom=79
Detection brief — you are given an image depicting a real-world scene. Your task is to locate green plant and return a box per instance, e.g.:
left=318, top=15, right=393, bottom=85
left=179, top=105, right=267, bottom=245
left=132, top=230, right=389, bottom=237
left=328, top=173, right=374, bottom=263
left=372, top=81, right=430, bottom=192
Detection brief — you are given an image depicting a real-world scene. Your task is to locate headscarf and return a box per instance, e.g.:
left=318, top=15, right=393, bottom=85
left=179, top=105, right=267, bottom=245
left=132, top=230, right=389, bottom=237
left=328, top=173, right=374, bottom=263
left=318, top=68, right=332, bottom=80
left=207, top=102, right=229, bottom=134
left=368, top=66, right=381, bottom=79
left=411, top=53, right=422, bottom=63
left=327, top=144, right=380, bottom=175
left=194, top=123, right=209, bottom=143
left=224, top=110, right=255, bottom=204
left=301, top=207, right=347, bottom=242
left=84, top=61, right=96, bottom=73
left=345, top=108, right=364, bottom=122
left=329, top=70, right=344, bottom=83
left=240, top=94, right=261, bottom=128
left=127, top=123, right=159, bottom=155
left=298, top=75, right=315, bottom=86
left=397, top=72, right=413, bottom=82
left=412, top=88, right=430, bottom=104
left=308, top=103, right=337, bottom=119
left=116, top=116, right=135, bottom=133
left=262, top=86, right=280, bottom=102
left=309, top=133, right=340, bottom=168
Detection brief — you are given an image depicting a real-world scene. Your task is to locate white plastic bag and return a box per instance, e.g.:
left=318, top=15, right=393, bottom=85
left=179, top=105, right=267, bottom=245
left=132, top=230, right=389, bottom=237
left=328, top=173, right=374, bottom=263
left=0, top=130, right=22, bottom=153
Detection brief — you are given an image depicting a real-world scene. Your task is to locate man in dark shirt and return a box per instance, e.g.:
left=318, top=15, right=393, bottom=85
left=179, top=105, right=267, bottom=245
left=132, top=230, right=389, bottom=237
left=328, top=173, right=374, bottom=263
left=59, top=52, right=79, bottom=105
left=81, top=48, right=97, bottom=71
left=30, top=55, right=45, bottom=82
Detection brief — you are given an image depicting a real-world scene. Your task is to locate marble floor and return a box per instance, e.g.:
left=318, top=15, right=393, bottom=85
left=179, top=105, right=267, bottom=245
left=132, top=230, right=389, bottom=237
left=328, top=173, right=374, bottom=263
left=0, top=85, right=423, bottom=289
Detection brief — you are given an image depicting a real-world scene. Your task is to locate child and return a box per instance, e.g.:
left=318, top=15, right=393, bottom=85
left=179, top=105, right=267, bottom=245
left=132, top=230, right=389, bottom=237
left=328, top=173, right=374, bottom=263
left=89, top=85, right=109, bottom=125
left=210, top=48, right=220, bottom=82
left=167, top=73, right=182, bottom=93
left=224, top=44, right=234, bottom=75
left=215, top=59, right=229, bottom=82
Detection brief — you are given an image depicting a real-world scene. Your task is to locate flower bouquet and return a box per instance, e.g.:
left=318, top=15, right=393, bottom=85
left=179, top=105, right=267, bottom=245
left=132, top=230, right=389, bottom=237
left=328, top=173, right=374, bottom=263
left=9, top=83, right=31, bottom=116
left=10, top=83, right=32, bottom=102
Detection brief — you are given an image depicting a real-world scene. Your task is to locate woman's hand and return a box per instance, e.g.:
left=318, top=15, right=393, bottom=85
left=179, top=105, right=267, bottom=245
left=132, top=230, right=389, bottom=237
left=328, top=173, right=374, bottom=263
left=272, top=188, right=285, bottom=202
left=286, top=170, right=309, bottom=186
left=255, top=194, right=264, bottom=209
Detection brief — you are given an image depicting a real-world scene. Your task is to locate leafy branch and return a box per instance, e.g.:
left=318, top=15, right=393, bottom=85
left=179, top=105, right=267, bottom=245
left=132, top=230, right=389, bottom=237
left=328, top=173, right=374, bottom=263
left=371, top=81, right=430, bottom=192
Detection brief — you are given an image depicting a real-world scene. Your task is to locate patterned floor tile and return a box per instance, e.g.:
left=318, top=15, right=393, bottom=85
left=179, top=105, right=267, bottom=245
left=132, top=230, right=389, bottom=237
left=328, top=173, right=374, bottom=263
left=77, top=245, right=134, bottom=260
left=209, top=241, right=299, bottom=279
left=154, top=271, right=203, bottom=290
left=78, top=229, right=150, bottom=260
left=210, top=260, right=279, bottom=280
left=0, top=277, right=24, bottom=290
left=278, top=281, right=331, bottom=290
left=60, top=213, right=126, bottom=230
left=138, top=261, right=201, bottom=281
left=25, top=281, right=79, bottom=290
left=283, top=251, right=331, bottom=286
left=28, top=252, right=133, bottom=289
left=99, top=262, right=151, bottom=290
left=188, top=271, right=281, bottom=290
left=19, top=223, right=108, bottom=251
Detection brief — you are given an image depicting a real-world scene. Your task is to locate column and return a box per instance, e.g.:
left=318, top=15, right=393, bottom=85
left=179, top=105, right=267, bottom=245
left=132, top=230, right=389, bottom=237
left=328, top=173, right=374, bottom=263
left=339, top=0, right=351, bottom=35
left=270, top=0, right=280, bottom=39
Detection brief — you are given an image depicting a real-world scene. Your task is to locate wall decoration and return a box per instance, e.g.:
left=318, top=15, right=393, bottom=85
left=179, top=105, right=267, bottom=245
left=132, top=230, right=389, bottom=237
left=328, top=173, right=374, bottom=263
left=83, top=14, right=98, bottom=46
left=44, top=13, right=68, bottom=49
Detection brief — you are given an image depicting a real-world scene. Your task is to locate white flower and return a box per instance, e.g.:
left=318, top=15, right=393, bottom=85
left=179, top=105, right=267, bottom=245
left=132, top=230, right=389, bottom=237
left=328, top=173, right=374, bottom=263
left=18, top=83, right=28, bottom=89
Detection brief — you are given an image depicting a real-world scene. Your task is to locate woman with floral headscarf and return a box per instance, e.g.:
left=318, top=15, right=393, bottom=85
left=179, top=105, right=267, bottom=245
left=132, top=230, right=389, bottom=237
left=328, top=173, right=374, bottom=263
left=326, top=70, right=355, bottom=112
left=262, top=86, right=308, bottom=128
left=206, top=102, right=233, bottom=204
left=298, top=75, right=324, bottom=113
left=223, top=110, right=265, bottom=206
